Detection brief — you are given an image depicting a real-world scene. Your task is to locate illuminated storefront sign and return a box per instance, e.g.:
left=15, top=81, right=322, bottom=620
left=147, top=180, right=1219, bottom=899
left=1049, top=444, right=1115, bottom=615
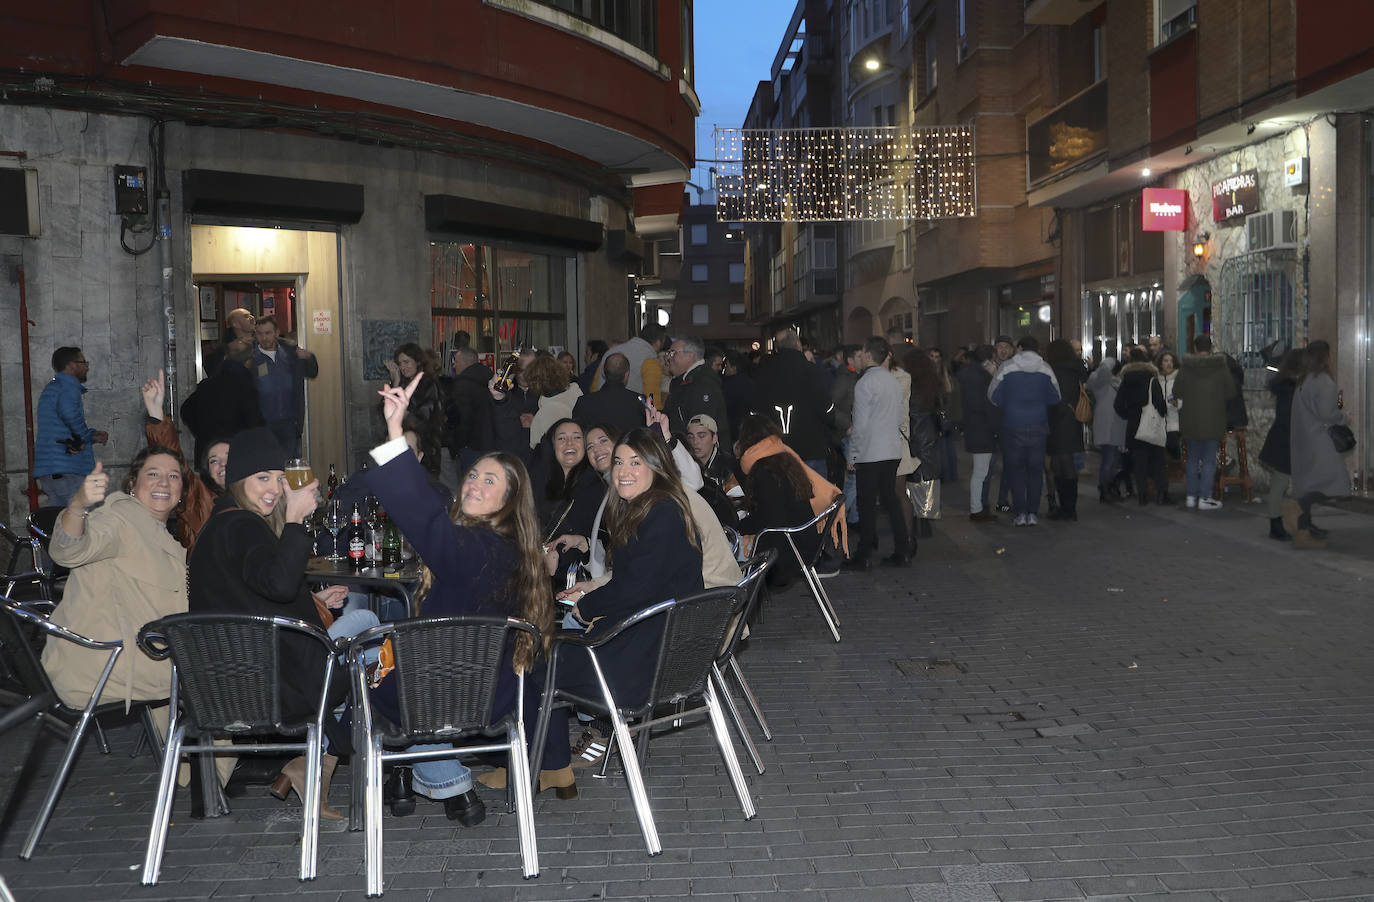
left=1141, top=187, right=1188, bottom=231
left=1211, top=169, right=1259, bottom=221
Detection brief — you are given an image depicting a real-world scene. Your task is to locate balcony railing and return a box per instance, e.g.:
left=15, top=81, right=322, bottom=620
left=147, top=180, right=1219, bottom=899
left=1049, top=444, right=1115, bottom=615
left=1026, top=79, right=1108, bottom=185
left=538, top=0, right=657, bottom=56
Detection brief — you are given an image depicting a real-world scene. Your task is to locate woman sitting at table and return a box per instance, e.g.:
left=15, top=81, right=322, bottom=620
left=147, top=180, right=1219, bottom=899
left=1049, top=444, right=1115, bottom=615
left=140, top=369, right=226, bottom=550
left=544, top=427, right=705, bottom=773
left=368, top=374, right=559, bottom=820
left=43, top=448, right=188, bottom=714
left=736, top=413, right=846, bottom=585
left=533, top=418, right=604, bottom=581
left=188, top=426, right=366, bottom=820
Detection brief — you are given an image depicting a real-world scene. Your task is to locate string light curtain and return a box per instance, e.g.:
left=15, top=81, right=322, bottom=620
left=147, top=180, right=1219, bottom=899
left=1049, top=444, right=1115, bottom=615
left=715, top=125, right=977, bottom=222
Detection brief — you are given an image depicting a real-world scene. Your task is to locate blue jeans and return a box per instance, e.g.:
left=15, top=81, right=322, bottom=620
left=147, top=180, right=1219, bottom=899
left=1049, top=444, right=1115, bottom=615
left=1185, top=438, right=1219, bottom=500
left=408, top=745, right=473, bottom=800
left=38, top=474, right=80, bottom=509
left=1098, top=445, right=1121, bottom=488
left=840, top=439, right=858, bottom=523
left=1002, top=425, right=1049, bottom=517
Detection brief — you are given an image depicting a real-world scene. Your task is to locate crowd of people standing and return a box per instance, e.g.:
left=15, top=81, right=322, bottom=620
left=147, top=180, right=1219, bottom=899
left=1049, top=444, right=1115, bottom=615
left=23, top=305, right=1356, bottom=838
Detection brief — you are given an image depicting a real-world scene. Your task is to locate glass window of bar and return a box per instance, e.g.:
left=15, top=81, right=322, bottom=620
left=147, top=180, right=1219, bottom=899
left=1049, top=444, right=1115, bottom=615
left=540, top=0, right=657, bottom=56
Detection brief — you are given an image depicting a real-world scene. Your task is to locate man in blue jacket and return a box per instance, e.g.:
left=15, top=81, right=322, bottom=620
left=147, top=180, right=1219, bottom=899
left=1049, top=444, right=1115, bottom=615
left=252, top=316, right=318, bottom=457
left=34, top=347, right=108, bottom=507
left=987, top=336, right=1060, bottom=526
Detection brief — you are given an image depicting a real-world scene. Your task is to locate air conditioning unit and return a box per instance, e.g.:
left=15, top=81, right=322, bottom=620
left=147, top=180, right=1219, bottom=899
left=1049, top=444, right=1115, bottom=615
left=1245, top=209, right=1297, bottom=251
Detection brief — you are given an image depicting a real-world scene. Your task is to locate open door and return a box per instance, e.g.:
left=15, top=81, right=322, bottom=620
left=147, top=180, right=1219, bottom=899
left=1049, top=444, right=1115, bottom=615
left=191, top=225, right=345, bottom=477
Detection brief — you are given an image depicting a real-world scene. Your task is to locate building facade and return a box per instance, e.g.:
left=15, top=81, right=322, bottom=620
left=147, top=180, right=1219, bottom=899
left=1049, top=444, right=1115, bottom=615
left=0, top=0, right=697, bottom=519
left=671, top=196, right=754, bottom=351
left=1027, top=0, right=1374, bottom=495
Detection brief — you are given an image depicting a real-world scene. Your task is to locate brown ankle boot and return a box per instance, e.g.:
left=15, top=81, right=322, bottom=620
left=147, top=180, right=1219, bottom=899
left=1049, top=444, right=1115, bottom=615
left=269, top=754, right=343, bottom=820
left=478, top=765, right=578, bottom=800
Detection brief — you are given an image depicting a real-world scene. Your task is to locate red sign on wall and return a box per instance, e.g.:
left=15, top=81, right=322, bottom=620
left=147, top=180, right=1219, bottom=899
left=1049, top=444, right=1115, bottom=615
left=1141, top=188, right=1189, bottom=231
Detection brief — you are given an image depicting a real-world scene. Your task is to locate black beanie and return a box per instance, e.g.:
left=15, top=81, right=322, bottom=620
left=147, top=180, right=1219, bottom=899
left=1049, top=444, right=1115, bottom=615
left=227, top=426, right=287, bottom=485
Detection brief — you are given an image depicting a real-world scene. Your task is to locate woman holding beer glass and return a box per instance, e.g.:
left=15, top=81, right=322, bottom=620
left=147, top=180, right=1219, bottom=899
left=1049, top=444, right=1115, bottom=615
left=188, top=426, right=360, bottom=819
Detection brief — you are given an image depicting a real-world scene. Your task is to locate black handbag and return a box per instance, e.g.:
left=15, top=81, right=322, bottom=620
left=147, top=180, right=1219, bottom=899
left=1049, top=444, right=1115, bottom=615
left=1330, top=423, right=1356, bottom=454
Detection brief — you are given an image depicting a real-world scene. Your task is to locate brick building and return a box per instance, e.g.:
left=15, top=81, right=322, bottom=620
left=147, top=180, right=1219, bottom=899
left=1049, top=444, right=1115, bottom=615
left=1028, top=0, right=1374, bottom=495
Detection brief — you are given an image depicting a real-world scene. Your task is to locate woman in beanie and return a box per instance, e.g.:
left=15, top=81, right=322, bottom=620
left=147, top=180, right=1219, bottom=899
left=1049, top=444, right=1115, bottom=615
left=187, top=426, right=354, bottom=819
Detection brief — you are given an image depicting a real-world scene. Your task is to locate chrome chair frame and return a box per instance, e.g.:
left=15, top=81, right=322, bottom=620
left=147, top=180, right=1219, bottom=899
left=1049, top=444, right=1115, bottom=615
left=137, top=613, right=338, bottom=884
left=754, top=496, right=843, bottom=642
left=346, top=615, right=541, bottom=895
left=531, top=588, right=755, bottom=856
left=1, top=594, right=166, bottom=859
left=711, top=549, right=777, bottom=775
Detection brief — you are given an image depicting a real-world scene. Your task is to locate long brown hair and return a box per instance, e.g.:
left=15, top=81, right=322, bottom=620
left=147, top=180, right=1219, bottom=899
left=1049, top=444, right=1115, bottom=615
left=414, top=452, right=552, bottom=672
left=605, top=428, right=700, bottom=554
left=228, top=473, right=288, bottom=536
left=736, top=414, right=812, bottom=502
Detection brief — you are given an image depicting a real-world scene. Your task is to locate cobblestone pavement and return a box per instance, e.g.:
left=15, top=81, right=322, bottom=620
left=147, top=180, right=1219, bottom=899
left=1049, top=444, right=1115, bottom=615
left=4, top=478, right=1374, bottom=901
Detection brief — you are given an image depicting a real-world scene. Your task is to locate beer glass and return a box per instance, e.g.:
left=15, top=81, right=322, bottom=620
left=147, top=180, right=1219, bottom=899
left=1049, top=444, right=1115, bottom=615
left=284, top=458, right=314, bottom=491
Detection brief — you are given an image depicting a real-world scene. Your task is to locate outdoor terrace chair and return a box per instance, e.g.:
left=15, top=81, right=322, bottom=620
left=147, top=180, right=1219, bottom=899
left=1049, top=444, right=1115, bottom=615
left=530, top=587, right=755, bottom=856
left=136, top=613, right=339, bottom=884
left=714, top=549, right=777, bottom=775
left=0, top=594, right=166, bottom=860
left=346, top=615, right=542, bottom=895
left=754, top=495, right=843, bottom=642
left=23, top=507, right=68, bottom=603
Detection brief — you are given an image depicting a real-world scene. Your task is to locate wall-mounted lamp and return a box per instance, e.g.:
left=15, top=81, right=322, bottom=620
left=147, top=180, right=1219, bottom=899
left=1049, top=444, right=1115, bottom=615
left=864, top=58, right=881, bottom=71
left=1192, top=231, right=1210, bottom=259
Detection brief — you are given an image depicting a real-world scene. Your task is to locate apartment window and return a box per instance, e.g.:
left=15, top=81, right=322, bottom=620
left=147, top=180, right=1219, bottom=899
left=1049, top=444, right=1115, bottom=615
left=690, top=224, right=708, bottom=245
left=956, top=0, right=968, bottom=62
left=692, top=303, right=710, bottom=325
left=920, top=25, right=937, bottom=96
left=680, top=0, right=693, bottom=84
left=898, top=0, right=909, bottom=43
left=1156, top=0, right=1196, bottom=44
left=729, top=302, right=747, bottom=322
left=729, top=262, right=745, bottom=283
left=691, top=263, right=709, bottom=282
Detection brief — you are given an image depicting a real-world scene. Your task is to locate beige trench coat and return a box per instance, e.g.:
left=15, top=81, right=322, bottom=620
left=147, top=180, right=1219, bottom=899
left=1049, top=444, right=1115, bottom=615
left=43, top=492, right=187, bottom=710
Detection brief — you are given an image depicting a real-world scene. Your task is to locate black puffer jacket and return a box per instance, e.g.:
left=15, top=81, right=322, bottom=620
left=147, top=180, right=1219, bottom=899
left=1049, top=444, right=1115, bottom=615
left=955, top=362, right=999, bottom=453
left=1258, top=375, right=1296, bottom=474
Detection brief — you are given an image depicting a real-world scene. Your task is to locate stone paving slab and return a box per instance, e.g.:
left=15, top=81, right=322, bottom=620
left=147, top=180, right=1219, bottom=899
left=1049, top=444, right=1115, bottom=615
left=4, top=475, right=1374, bottom=900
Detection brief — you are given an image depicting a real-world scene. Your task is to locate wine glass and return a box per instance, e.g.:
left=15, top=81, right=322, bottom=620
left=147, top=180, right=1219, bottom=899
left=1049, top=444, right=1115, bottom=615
left=324, top=499, right=345, bottom=562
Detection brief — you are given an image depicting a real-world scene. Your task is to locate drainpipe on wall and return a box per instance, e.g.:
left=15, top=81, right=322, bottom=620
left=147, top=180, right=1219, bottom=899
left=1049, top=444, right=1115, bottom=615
left=158, top=188, right=176, bottom=412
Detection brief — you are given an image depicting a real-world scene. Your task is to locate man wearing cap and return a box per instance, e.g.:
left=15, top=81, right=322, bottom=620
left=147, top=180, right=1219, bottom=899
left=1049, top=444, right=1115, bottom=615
left=685, top=414, right=744, bottom=492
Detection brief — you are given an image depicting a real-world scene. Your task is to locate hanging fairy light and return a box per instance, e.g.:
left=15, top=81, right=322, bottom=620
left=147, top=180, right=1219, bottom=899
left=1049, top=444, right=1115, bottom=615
left=714, top=125, right=976, bottom=223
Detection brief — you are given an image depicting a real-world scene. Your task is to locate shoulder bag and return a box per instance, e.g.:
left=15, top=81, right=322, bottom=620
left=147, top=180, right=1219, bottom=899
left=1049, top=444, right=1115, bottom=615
left=1330, top=423, right=1356, bottom=454
left=1135, top=395, right=1167, bottom=447
left=1074, top=383, right=1093, bottom=423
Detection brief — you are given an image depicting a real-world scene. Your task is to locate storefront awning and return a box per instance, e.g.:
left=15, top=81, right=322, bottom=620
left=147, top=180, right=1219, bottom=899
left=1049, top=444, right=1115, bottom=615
left=424, top=195, right=602, bottom=251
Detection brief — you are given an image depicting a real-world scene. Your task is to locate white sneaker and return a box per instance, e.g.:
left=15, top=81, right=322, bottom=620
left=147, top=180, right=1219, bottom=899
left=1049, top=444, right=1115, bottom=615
left=1026, top=514, right=1038, bottom=526
left=1013, top=514, right=1028, bottom=527
left=1185, top=496, right=1197, bottom=509
left=1198, top=497, right=1222, bottom=511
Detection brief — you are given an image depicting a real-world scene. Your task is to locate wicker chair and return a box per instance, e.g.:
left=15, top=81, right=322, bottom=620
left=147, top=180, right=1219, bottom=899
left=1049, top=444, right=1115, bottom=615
left=136, top=613, right=339, bottom=884
left=346, top=615, right=542, bottom=895
left=24, top=507, right=68, bottom=602
left=530, top=587, right=755, bottom=856
left=0, top=595, right=166, bottom=860
left=754, top=495, right=843, bottom=642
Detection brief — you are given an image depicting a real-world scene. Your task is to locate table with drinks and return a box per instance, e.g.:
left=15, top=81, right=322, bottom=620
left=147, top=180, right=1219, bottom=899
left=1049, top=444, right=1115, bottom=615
left=289, top=459, right=423, bottom=620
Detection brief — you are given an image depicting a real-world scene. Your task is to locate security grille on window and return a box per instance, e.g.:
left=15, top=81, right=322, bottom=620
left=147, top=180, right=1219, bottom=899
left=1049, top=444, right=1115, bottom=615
left=1216, top=249, right=1302, bottom=391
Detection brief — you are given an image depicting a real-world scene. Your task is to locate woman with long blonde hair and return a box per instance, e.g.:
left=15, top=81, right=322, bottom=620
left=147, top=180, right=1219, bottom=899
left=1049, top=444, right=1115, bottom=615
left=369, top=375, right=558, bottom=819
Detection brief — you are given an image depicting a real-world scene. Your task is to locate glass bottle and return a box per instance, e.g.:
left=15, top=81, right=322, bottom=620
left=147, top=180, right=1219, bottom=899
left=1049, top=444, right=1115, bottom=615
left=494, top=347, right=523, bottom=392
left=345, top=504, right=367, bottom=572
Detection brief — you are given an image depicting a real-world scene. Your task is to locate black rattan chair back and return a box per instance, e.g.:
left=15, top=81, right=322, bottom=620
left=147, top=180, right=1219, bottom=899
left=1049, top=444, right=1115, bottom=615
left=386, top=616, right=521, bottom=740
left=27, top=508, right=69, bottom=584
left=648, top=587, right=741, bottom=706
left=716, top=549, right=776, bottom=666
left=0, top=598, right=57, bottom=705
left=139, top=613, right=333, bottom=736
